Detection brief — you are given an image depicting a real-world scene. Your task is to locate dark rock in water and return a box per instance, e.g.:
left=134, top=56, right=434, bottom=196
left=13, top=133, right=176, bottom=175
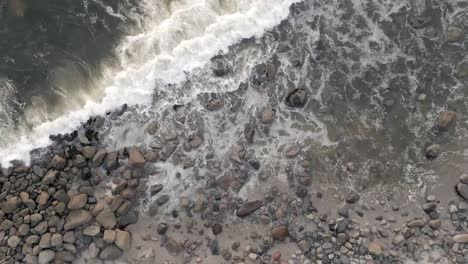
left=422, top=203, right=436, bottom=214
left=212, top=223, right=222, bottom=235
left=436, top=111, right=457, bottom=129
left=285, top=88, right=307, bottom=108
left=455, top=61, right=468, bottom=79
left=109, top=104, right=128, bottom=119
left=150, top=184, right=163, bottom=196
left=408, top=14, right=431, bottom=29
left=118, top=209, right=139, bottom=227
left=165, top=237, right=183, bottom=256
left=236, top=200, right=263, bottom=217
left=145, top=121, right=159, bottom=135
left=272, top=225, right=289, bottom=241
left=457, top=183, right=468, bottom=200
left=244, top=123, right=255, bottom=144
left=212, top=57, right=231, bottom=77
left=99, top=245, right=123, bottom=260
left=425, top=144, right=440, bottom=159
left=157, top=223, right=169, bottom=235
left=104, top=152, right=118, bottom=171
left=345, top=191, right=360, bottom=204
left=156, top=194, right=169, bottom=206
left=209, top=239, right=219, bottom=255
left=206, top=98, right=224, bottom=111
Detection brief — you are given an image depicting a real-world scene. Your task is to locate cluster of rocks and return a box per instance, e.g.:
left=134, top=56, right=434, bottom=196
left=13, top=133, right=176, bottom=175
left=0, top=115, right=161, bottom=263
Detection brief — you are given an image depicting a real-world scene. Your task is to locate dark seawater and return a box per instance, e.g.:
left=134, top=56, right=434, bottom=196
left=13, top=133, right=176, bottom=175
left=0, top=0, right=140, bottom=127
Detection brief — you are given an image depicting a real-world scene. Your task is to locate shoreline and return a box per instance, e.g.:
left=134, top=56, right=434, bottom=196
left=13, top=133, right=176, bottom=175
left=0, top=1, right=468, bottom=264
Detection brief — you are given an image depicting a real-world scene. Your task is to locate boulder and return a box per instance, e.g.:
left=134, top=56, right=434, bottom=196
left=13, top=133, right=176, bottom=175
left=436, top=111, right=456, bottom=129
left=64, top=209, right=92, bottom=230
left=99, top=245, right=123, bottom=260
left=92, top=149, right=107, bottom=167
left=453, top=234, right=468, bottom=243
left=1, top=196, right=21, bottom=213
left=115, top=230, right=131, bottom=250
left=38, top=250, right=55, bottom=264
left=236, top=201, right=263, bottom=217
left=128, top=147, right=146, bottom=167
left=96, top=209, right=117, bottom=229
left=285, top=88, right=307, bottom=108
left=457, top=183, right=468, bottom=200
left=67, top=193, right=88, bottom=210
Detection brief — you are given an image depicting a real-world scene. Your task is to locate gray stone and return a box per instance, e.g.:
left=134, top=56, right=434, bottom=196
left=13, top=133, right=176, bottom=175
left=51, top=234, right=63, bottom=247
left=99, top=245, right=123, bottom=260
left=7, top=236, right=20, bottom=248
left=457, top=183, right=468, bottom=200
left=93, top=149, right=107, bottom=167
left=63, top=232, right=75, bottom=244
left=52, top=190, right=70, bottom=204
left=39, top=233, right=51, bottom=248
left=236, top=200, right=263, bottom=217
left=82, top=146, right=97, bottom=159
left=38, top=250, right=55, bottom=264
left=96, top=209, right=117, bottom=229
left=285, top=88, right=307, bottom=108
left=165, top=237, right=183, bottom=256
left=425, top=144, right=440, bottom=159
left=83, top=225, right=101, bottom=237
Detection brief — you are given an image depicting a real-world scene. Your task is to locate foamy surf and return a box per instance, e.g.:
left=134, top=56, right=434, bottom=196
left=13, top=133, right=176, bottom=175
left=0, top=0, right=300, bottom=167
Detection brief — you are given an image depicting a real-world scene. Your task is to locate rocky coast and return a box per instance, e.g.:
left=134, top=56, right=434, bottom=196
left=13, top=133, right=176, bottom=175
left=1, top=0, right=468, bottom=264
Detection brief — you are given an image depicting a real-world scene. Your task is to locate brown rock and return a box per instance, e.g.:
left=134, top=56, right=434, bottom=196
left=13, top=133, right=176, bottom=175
left=453, top=234, right=468, bottom=243
left=368, top=242, right=383, bottom=255
left=128, top=147, right=146, bottom=167
left=96, top=209, right=117, bottom=229
left=37, top=192, right=49, bottom=206
left=67, top=194, right=88, bottom=210
left=436, top=111, right=457, bottom=129
left=272, top=225, right=289, bottom=241
left=103, top=230, right=116, bottom=244
left=115, top=230, right=131, bottom=250
left=236, top=200, right=263, bottom=217
left=1, top=196, right=21, bottom=214
left=64, top=209, right=92, bottom=230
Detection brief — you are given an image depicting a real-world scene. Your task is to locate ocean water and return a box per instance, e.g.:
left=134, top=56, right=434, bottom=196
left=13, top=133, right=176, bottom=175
left=0, top=0, right=300, bottom=166
left=1, top=0, right=468, bottom=203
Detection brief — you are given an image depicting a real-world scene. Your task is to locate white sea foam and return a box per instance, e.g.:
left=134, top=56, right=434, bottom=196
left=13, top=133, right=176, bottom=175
left=0, top=0, right=300, bottom=167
